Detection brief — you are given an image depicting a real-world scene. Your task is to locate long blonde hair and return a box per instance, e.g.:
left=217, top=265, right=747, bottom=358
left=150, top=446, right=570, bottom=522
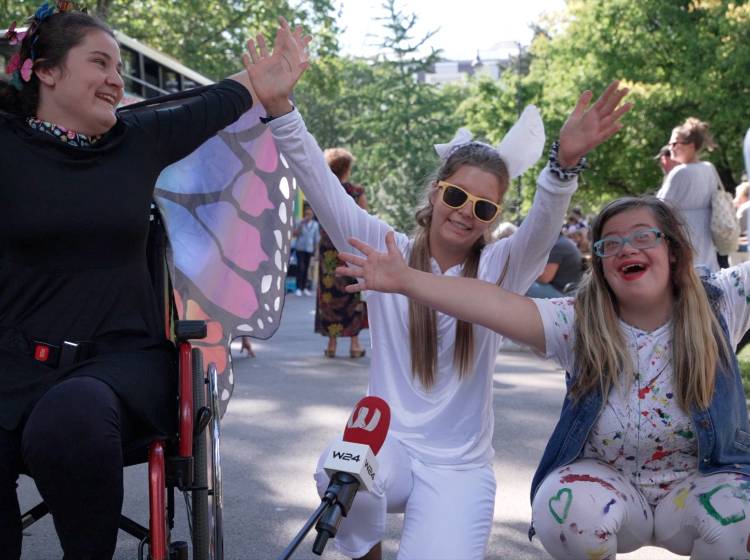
left=409, top=143, right=509, bottom=389
left=572, top=197, right=731, bottom=410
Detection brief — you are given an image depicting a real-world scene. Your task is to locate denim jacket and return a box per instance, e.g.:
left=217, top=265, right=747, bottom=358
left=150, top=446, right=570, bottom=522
left=528, top=281, right=750, bottom=539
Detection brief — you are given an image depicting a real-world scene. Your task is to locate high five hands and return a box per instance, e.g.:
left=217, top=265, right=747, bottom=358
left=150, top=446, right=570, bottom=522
left=558, top=81, right=632, bottom=168
left=242, top=17, right=312, bottom=117
left=336, top=232, right=410, bottom=295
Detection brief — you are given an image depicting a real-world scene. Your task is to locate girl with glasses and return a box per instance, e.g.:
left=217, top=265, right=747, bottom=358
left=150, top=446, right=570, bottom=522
left=245, top=29, right=631, bottom=559
left=338, top=196, right=750, bottom=559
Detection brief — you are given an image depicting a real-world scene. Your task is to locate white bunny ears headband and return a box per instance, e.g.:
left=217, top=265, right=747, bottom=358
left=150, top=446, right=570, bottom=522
left=433, top=105, right=545, bottom=179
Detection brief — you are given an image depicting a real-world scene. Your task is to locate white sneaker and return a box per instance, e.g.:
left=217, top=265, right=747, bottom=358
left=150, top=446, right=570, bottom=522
left=294, top=289, right=302, bottom=296
left=303, top=289, right=313, bottom=296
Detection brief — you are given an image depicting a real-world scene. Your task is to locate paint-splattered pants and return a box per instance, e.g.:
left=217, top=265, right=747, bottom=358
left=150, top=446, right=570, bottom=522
left=532, top=459, right=750, bottom=559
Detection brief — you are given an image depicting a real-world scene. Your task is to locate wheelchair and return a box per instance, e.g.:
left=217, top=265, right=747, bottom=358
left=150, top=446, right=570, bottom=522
left=20, top=205, right=226, bottom=560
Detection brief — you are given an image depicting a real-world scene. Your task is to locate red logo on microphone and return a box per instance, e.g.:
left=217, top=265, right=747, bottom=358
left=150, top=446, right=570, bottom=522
left=343, top=396, right=390, bottom=455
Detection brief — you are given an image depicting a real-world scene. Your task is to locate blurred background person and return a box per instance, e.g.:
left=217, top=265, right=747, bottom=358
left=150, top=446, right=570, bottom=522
left=654, top=144, right=679, bottom=176
left=315, top=148, right=368, bottom=358
left=526, top=230, right=584, bottom=297
left=731, top=180, right=750, bottom=266
left=292, top=203, right=320, bottom=296
left=565, top=224, right=591, bottom=256
left=238, top=336, right=255, bottom=357
left=563, top=206, right=588, bottom=233
left=656, top=117, right=723, bottom=272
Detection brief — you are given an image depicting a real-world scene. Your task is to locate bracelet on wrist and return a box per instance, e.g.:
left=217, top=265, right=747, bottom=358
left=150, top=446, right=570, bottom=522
left=260, top=104, right=295, bottom=124
left=548, top=140, right=587, bottom=181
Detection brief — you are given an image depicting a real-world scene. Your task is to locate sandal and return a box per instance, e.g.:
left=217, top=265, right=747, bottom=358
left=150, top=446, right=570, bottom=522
left=349, top=349, right=366, bottom=359
left=324, top=349, right=336, bottom=358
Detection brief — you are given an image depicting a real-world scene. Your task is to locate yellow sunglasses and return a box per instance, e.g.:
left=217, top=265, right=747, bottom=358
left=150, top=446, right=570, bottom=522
left=436, top=181, right=502, bottom=223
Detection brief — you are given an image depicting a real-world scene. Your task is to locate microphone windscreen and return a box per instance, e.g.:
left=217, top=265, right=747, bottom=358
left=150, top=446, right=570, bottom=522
left=342, top=396, right=390, bottom=455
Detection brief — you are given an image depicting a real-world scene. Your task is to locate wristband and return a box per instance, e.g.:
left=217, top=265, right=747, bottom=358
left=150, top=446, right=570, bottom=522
left=549, top=140, right=587, bottom=181
left=260, top=104, right=295, bottom=124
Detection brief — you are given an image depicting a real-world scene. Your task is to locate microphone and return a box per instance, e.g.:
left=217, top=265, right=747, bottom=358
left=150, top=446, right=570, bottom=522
left=313, top=396, right=390, bottom=555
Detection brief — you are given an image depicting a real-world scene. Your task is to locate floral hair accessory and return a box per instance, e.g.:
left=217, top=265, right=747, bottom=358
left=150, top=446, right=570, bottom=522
left=5, top=21, right=27, bottom=45
left=34, top=3, right=57, bottom=21
left=3, top=0, right=83, bottom=90
left=56, top=1, right=76, bottom=12
left=5, top=53, right=23, bottom=91
left=5, top=52, right=21, bottom=75
left=20, top=58, right=34, bottom=82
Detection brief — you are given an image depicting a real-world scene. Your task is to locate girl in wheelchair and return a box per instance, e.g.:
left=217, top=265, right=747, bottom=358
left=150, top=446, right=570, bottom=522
left=0, top=4, right=307, bottom=558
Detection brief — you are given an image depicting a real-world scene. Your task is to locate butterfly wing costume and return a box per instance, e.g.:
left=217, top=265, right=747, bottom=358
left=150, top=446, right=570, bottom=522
left=127, top=92, right=297, bottom=417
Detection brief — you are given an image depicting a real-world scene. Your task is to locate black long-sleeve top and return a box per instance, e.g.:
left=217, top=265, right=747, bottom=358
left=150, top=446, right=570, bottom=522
left=0, top=79, right=252, bottom=432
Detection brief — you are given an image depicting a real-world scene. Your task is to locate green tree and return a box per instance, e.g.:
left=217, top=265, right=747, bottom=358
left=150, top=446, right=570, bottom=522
left=1, top=0, right=339, bottom=80
left=452, top=0, right=750, bottom=214
left=456, top=69, right=539, bottom=221
left=524, top=0, right=750, bottom=206
left=296, top=0, right=466, bottom=231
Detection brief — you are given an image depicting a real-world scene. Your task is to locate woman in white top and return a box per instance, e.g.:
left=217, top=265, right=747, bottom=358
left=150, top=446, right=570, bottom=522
left=338, top=196, right=750, bottom=559
left=242, top=24, right=631, bottom=559
left=657, top=117, right=722, bottom=272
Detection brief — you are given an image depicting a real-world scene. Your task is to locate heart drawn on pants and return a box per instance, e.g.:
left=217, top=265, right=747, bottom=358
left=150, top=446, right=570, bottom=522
left=549, top=487, right=573, bottom=524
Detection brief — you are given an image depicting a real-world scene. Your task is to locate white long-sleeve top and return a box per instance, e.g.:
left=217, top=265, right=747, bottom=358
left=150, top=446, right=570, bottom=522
left=269, top=110, right=578, bottom=467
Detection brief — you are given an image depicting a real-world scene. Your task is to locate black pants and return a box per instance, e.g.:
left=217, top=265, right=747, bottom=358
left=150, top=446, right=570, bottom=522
left=1, top=376, right=141, bottom=559
left=295, top=250, right=313, bottom=291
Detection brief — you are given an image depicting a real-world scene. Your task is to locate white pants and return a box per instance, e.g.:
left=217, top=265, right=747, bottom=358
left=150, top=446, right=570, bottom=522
left=314, top=436, right=496, bottom=559
left=532, top=458, right=750, bottom=559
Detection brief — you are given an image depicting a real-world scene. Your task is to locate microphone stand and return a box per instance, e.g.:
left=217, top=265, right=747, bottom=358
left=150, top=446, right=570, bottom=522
left=277, top=472, right=360, bottom=560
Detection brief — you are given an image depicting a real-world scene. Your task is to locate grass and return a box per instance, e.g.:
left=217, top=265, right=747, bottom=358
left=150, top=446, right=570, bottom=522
left=738, top=346, right=750, bottom=399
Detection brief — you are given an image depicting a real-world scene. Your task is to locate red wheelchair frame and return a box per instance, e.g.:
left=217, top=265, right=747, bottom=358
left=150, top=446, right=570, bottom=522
left=20, top=206, right=224, bottom=560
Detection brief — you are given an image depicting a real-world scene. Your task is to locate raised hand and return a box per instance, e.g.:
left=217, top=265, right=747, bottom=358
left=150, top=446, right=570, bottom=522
left=558, top=80, right=632, bottom=168
left=336, top=232, right=410, bottom=294
left=242, top=17, right=312, bottom=116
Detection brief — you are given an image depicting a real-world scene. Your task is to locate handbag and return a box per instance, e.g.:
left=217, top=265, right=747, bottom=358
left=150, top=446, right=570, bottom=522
left=710, top=176, right=740, bottom=255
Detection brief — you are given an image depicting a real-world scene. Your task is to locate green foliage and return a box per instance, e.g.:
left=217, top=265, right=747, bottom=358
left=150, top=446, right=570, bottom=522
left=6, top=0, right=749, bottom=221
left=295, top=0, right=465, bottom=231
left=737, top=345, right=750, bottom=399
left=523, top=0, right=750, bottom=210
left=453, top=0, right=750, bottom=214
left=0, top=0, right=339, bottom=80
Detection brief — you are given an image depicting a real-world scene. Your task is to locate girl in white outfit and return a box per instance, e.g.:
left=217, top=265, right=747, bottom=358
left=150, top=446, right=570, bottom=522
left=338, top=196, right=750, bottom=559
left=242, top=24, right=631, bottom=559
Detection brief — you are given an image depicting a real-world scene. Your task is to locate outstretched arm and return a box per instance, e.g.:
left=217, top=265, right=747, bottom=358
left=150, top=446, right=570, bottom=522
left=241, top=20, right=397, bottom=254
left=492, top=81, right=631, bottom=293
left=339, top=232, right=547, bottom=353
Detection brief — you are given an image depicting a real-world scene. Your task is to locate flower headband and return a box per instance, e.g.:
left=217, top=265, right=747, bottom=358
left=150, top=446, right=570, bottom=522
left=434, top=105, right=545, bottom=179
left=4, top=1, right=79, bottom=91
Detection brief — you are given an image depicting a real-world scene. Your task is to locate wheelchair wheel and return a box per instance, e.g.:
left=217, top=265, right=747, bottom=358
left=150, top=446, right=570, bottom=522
left=191, top=350, right=224, bottom=560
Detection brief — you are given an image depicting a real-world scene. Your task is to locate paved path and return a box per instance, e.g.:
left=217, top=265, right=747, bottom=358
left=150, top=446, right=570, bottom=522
left=18, top=295, right=683, bottom=559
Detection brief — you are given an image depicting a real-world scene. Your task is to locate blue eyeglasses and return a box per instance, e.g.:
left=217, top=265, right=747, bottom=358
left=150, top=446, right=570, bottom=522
left=593, top=228, right=667, bottom=258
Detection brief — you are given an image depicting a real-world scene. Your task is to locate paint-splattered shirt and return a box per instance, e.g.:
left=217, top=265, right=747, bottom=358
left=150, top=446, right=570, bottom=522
left=533, top=261, right=750, bottom=505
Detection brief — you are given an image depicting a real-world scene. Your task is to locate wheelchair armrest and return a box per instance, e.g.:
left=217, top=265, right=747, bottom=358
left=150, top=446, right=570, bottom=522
left=175, top=320, right=207, bottom=341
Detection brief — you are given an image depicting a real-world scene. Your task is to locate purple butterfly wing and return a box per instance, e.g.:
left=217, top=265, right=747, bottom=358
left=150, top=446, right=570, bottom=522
left=155, top=102, right=297, bottom=416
